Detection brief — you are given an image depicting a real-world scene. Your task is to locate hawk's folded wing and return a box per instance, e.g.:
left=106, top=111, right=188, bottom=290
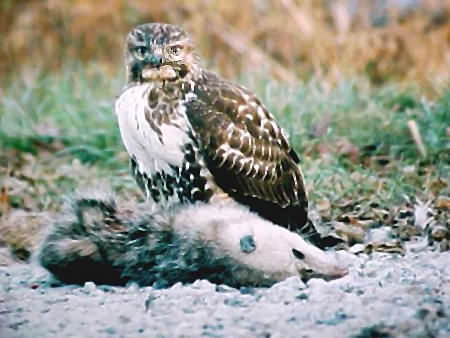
left=185, top=72, right=309, bottom=230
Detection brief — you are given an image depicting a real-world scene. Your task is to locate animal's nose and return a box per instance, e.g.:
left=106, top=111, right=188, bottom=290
left=148, top=55, right=163, bottom=67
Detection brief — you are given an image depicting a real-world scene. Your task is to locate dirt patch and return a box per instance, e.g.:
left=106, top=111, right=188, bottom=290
left=1, top=247, right=449, bottom=338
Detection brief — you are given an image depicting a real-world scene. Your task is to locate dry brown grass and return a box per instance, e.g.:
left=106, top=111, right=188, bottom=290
left=2, top=1, right=450, bottom=93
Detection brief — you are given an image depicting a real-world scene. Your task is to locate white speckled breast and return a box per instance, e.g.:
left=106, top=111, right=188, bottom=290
left=115, top=83, right=190, bottom=178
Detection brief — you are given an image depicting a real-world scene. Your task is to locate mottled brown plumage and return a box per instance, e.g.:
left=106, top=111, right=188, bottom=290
left=186, top=72, right=306, bottom=203
left=115, top=23, right=334, bottom=246
left=185, top=71, right=309, bottom=228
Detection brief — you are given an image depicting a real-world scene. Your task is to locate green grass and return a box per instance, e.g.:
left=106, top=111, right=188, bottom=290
left=0, top=64, right=124, bottom=167
left=0, top=65, right=449, bottom=219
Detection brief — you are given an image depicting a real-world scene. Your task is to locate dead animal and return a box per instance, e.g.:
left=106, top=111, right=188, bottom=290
left=38, top=192, right=348, bottom=288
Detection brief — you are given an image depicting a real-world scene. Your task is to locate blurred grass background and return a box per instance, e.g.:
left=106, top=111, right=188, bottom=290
left=0, top=0, right=449, bottom=262
left=1, top=0, right=450, bottom=92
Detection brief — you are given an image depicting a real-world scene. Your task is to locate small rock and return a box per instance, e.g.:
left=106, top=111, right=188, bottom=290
left=169, top=282, right=183, bottom=290
left=368, top=227, right=393, bottom=243
left=349, top=244, right=365, bottom=254
left=239, top=287, right=256, bottom=295
left=190, top=279, right=215, bottom=291
left=215, top=284, right=237, bottom=293
left=82, top=281, right=97, bottom=294
left=126, top=281, right=139, bottom=291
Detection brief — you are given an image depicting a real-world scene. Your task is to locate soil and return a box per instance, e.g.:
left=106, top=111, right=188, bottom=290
left=1, top=241, right=449, bottom=338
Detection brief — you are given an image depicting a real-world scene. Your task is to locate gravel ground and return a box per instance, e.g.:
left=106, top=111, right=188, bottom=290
left=1, top=245, right=449, bottom=338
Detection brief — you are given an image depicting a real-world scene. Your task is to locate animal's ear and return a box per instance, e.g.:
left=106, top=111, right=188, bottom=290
left=239, top=235, right=256, bottom=254
left=292, top=248, right=305, bottom=260
left=73, top=196, right=117, bottom=227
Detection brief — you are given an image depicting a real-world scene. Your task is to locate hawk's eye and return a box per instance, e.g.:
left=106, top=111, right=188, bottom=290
left=134, top=46, right=146, bottom=59
left=168, top=45, right=183, bottom=56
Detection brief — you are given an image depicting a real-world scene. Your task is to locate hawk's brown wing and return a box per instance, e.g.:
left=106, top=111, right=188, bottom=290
left=185, top=71, right=309, bottom=230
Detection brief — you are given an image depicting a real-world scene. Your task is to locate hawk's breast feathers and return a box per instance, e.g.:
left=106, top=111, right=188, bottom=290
left=115, top=82, right=207, bottom=204
left=115, top=83, right=190, bottom=175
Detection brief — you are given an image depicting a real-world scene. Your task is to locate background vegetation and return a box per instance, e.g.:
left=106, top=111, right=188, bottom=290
left=0, top=1, right=449, bottom=263
left=2, top=0, right=450, bottom=92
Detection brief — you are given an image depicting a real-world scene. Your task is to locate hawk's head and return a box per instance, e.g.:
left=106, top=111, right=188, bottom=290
left=125, top=23, right=199, bottom=83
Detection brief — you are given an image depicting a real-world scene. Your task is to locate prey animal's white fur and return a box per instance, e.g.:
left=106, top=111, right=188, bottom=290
left=172, top=203, right=348, bottom=282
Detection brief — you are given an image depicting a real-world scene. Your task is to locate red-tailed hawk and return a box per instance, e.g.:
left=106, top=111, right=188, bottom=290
left=115, top=23, right=335, bottom=248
